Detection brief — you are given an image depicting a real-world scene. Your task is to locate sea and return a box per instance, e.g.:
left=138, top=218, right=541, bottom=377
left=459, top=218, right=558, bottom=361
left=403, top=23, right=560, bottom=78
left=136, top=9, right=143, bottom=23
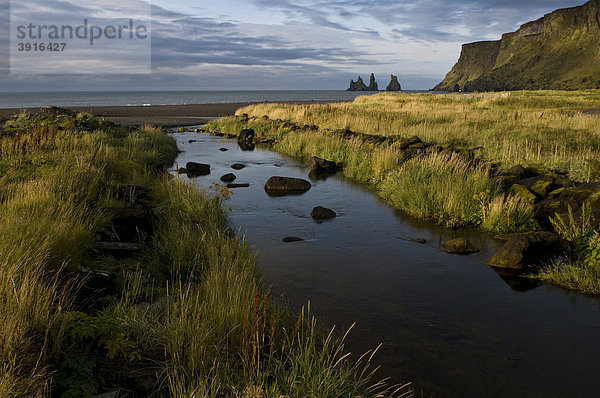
left=0, top=90, right=401, bottom=109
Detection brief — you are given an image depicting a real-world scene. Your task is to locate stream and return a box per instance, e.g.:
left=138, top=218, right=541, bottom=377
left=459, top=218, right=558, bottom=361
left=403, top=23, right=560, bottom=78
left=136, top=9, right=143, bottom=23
left=173, top=132, right=600, bottom=398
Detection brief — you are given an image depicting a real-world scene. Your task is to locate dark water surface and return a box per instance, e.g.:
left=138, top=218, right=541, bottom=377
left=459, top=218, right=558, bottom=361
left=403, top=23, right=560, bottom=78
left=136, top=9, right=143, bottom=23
left=173, top=132, right=600, bottom=398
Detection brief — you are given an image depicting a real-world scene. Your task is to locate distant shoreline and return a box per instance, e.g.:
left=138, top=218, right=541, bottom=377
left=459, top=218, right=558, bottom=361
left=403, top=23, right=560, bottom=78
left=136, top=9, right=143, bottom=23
left=0, top=100, right=343, bottom=127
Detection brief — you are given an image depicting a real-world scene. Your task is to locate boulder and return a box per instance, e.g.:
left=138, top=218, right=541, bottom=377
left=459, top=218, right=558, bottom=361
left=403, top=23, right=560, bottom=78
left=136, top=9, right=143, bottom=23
left=220, top=173, right=237, bottom=183
left=311, top=206, right=337, bottom=220
left=282, top=236, right=304, bottom=243
left=442, top=238, right=479, bottom=255
left=506, top=165, right=528, bottom=179
left=238, top=128, right=255, bottom=143
left=509, top=184, right=537, bottom=203
left=231, top=163, right=246, bottom=170
left=489, top=231, right=561, bottom=269
left=309, top=156, right=340, bottom=174
left=264, top=176, right=311, bottom=196
left=185, top=162, right=211, bottom=176
left=397, top=136, right=423, bottom=150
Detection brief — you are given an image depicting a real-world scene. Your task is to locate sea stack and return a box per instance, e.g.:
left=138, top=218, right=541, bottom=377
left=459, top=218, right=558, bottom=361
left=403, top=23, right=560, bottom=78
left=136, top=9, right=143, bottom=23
left=347, top=76, right=369, bottom=91
left=347, top=74, right=379, bottom=91
left=386, top=75, right=402, bottom=91
left=368, top=73, right=379, bottom=91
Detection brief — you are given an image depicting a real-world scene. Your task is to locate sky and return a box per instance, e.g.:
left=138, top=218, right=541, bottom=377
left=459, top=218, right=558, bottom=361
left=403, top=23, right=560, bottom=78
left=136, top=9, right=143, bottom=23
left=0, top=0, right=587, bottom=91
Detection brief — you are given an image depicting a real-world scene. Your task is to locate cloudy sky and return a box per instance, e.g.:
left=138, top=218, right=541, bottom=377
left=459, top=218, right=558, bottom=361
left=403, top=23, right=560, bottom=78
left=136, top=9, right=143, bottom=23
left=0, top=0, right=586, bottom=91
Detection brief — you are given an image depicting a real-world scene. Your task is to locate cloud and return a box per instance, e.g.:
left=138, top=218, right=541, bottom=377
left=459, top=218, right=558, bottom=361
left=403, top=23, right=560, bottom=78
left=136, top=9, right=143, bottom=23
left=0, top=0, right=588, bottom=90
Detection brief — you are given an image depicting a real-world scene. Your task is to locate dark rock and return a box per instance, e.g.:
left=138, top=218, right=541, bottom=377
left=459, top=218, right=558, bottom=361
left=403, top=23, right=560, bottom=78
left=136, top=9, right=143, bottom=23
left=443, top=238, right=480, bottom=255
left=220, top=173, right=237, bottom=183
left=264, top=176, right=312, bottom=196
left=415, top=238, right=427, bottom=244
left=398, top=136, right=423, bottom=150
left=72, top=267, right=116, bottom=313
left=509, top=184, right=538, bottom=203
left=311, top=206, right=337, bottom=220
left=506, top=165, right=529, bottom=179
left=238, top=128, right=255, bottom=143
left=489, top=231, right=561, bottom=270
left=105, top=207, right=154, bottom=244
left=185, top=162, right=211, bottom=176
left=231, top=163, right=246, bottom=170
left=347, top=76, right=369, bottom=91
left=227, top=183, right=250, bottom=188
left=309, top=156, right=340, bottom=174
left=188, top=139, right=197, bottom=143
left=368, top=73, right=379, bottom=91
left=219, top=147, right=228, bottom=152
left=282, top=237, right=304, bottom=243
left=385, top=74, right=402, bottom=91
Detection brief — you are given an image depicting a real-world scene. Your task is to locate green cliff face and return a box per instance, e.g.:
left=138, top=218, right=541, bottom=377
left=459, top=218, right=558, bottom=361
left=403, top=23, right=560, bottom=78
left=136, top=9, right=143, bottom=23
left=434, top=0, right=600, bottom=91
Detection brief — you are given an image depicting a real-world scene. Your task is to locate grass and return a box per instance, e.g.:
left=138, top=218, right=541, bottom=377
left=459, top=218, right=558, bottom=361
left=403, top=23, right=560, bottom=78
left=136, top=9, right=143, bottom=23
left=0, top=111, right=399, bottom=397
left=538, top=204, right=600, bottom=295
left=380, top=152, right=534, bottom=229
left=230, top=90, right=600, bottom=181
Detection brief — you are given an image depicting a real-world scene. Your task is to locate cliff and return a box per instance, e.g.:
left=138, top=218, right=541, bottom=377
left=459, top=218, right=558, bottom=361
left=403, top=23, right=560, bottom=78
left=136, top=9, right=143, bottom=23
left=434, top=0, right=600, bottom=91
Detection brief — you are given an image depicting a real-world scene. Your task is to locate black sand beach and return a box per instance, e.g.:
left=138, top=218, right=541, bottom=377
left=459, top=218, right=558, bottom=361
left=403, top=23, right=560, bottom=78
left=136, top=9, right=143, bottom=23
left=0, top=100, right=344, bottom=127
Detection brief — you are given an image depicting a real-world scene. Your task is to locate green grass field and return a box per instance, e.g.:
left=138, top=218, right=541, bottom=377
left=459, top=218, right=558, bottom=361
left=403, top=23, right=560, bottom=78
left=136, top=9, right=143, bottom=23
left=0, top=110, right=394, bottom=397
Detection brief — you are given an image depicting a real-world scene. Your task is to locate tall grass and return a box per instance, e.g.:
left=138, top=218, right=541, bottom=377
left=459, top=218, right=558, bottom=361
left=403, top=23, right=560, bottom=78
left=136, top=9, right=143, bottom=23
left=0, top=112, right=399, bottom=396
left=236, top=90, right=600, bottom=181
left=378, top=152, right=533, bottom=230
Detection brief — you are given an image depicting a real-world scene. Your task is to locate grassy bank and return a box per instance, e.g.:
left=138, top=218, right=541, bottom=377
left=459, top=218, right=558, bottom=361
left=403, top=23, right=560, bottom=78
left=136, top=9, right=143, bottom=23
left=0, top=110, right=394, bottom=397
left=234, top=90, right=600, bottom=181
left=204, top=90, right=600, bottom=293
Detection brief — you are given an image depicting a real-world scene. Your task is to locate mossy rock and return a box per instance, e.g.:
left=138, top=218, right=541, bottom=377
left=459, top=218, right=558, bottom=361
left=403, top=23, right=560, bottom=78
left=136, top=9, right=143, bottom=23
left=531, top=180, right=555, bottom=197
left=509, top=184, right=538, bottom=203
left=587, top=191, right=600, bottom=207
left=525, top=165, right=547, bottom=176
left=548, top=187, right=565, bottom=198
left=559, top=188, right=593, bottom=202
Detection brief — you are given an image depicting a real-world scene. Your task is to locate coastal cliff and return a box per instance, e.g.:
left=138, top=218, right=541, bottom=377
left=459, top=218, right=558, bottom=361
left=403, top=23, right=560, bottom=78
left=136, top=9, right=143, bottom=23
left=435, top=0, right=600, bottom=91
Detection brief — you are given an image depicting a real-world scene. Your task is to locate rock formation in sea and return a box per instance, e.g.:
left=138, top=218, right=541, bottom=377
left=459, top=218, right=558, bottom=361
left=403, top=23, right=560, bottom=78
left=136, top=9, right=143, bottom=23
left=434, top=0, right=600, bottom=91
left=348, top=74, right=379, bottom=91
left=385, top=75, right=402, bottom=91
left=347, top=76, right=369, bottom=91
left=368, top=73, right=379, bottom=91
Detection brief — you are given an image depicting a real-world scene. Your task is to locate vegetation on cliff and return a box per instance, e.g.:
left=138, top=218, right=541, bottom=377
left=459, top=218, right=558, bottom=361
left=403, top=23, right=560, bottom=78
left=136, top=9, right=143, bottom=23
left=435, top=0, right=600, bottom=92
left=0, top=110, right=394, bottom=397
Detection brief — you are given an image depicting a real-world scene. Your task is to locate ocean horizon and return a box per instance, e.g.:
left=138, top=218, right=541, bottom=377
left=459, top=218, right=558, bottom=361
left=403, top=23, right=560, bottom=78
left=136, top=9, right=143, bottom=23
left=0, top=90, right=427, bottom=109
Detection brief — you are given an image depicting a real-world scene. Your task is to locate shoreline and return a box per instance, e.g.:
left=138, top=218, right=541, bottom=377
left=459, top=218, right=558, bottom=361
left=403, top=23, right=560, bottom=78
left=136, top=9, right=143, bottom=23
left=0, top=100, right=348, bottom=127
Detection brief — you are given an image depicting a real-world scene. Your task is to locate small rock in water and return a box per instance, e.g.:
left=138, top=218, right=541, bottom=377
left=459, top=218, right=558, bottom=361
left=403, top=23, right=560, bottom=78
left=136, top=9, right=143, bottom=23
left=227, top=183, right=250, bottom=188
left=264, top=176, right=312, bottom=196
left=231, top=163, right=246, bottom=170
left=188, top=139, right=197, bottom=143
left=282, top=236, right=304, bottom=243
left=311, top=206, right=337, bottom=220
left=415, top=238, right=427, bottom=244
left=219, top=147, right=229, bottom=152
left=443, top=238, right=479, bottom=255
left=220, top=173, right=237, bottom=183
left=185, top=162, right=210, bottom=176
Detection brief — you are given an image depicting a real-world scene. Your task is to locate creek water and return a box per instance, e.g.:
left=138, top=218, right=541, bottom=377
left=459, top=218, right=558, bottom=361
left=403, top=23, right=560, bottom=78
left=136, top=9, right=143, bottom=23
left=173, top=132, right=600, bottom=398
